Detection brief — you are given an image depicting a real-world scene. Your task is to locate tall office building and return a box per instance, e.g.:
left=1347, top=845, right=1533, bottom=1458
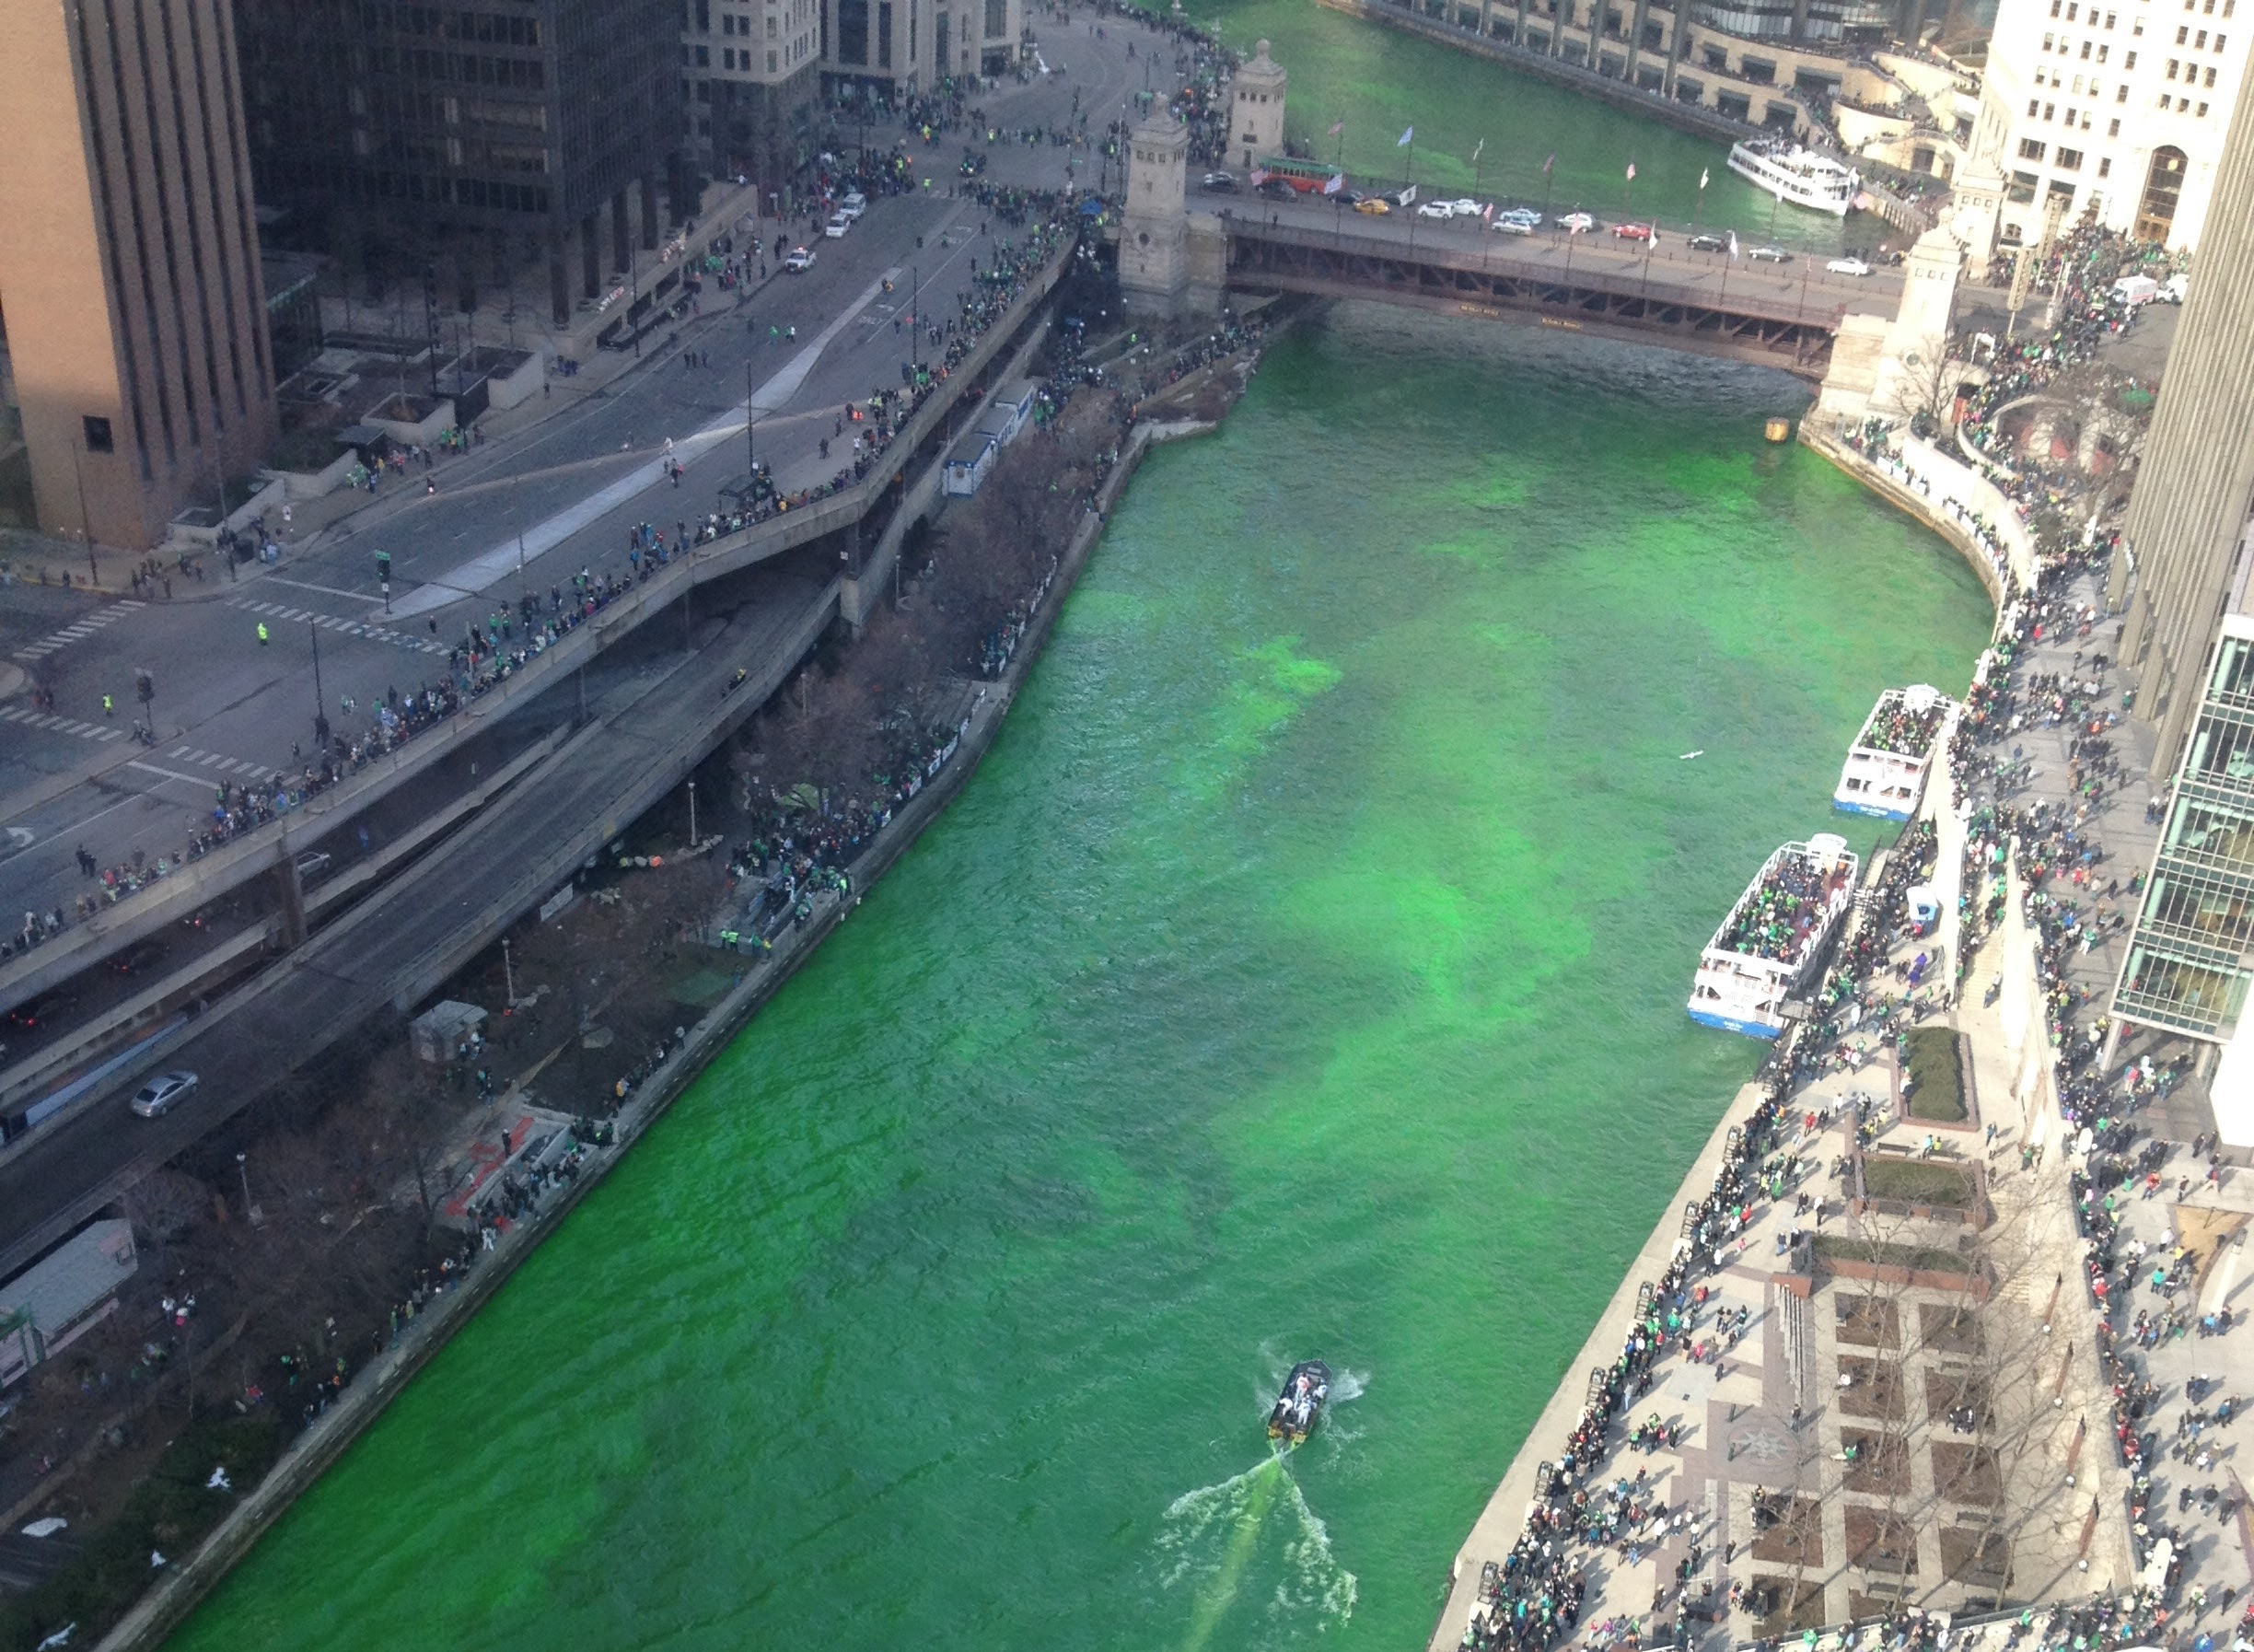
left=2108, top=52, right=2254, bottom=772
left=1968, top=0, right=2251, bottom=252
left=232, top=0, right=681, bottom=328
left=819, top=0, right=1023, bottom=99
left=0, top=0, right=278, bottom=551
left=681, top=0, right=822, bottom=195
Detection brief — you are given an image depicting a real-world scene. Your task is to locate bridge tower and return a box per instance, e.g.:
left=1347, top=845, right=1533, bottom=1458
left=1231, top=40, right=1286, bottom=172
left=1121, top=115, right=1191, bottom=316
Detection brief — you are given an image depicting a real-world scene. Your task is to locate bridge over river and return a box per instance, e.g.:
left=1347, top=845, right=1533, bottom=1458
left=1214, top=195, right=1906, bottom=378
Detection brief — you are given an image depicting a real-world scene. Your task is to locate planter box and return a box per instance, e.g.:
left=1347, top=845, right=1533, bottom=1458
left=263, top=446, right=360, bottom=501
left=362, top=395, right=456, bottom=448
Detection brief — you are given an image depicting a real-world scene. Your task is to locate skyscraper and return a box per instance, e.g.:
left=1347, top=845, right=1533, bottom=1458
left=232, top=0, right=681, bottom=328
left=0, top=0, right=279, bottom=552
left=2109, top=48, right=2254, bottom=771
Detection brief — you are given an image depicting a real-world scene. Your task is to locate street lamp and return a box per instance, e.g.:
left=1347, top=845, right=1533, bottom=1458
left=236, top=1152, right=252, bottom=1219
left=688, top=779, right=698, bottom=843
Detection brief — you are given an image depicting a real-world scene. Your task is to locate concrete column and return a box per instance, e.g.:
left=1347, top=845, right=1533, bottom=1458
left=1790, top=0, right=1809, bottom=41
left=610, top=189, right=632, bottom=277
left=580, top=213, right=601, bottom=299
left=1516, top=0, right=1531, bottom=44
left=642, top=171, right=662, bottom=250
left=549, top=228, right=571, bottom=327
left=1626, top=0, right=1648, bottom=78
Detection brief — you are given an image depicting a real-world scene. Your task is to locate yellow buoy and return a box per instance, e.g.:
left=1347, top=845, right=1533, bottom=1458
left=1764, top=416, right=1793, bottom=443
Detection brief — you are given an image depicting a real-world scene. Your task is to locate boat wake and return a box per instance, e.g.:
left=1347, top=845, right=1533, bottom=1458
left=1155, top=1456, right=1357, bottom=1652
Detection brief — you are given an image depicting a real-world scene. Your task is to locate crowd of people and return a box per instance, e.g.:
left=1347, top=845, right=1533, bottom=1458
left=1715, top=851, right=1856, bottom=963
left=1855, top=693, right=1951, bottom=759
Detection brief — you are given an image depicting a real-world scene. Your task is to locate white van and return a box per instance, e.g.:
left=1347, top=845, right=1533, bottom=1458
left=2110, top=274, right=2159, bottom=306
left=2162, top=272, right=2190, bottom=304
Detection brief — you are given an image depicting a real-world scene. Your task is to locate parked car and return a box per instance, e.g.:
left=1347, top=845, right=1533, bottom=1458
left=838, top=192, right=867, bottom=219
left=784, top=245, right=817, bottom=271
left=1415, top=200, right=1454, bottom=219
left=1443, top=197, right=1481, bottom=215
left=1687, top=232, right=1725, bottom=251
left=1354, top=196, right=1391, bottom=215
left=1493, top=216, right=1534, bottom=235
left=1826, top=256, right=1872, bottom=276
left=293, top=850, right=333, bottom=884
left=130, top=1071, right=198, bottom=1119
left=1201, top=169, right=1237, bottom=191
left=1748, top=244, right=1792, bottom=262
left=1560, top=211, right=1595, bottom=233
left=1611, top=221, right=1656, bottom=241
left=1498, top=206, right=1541, bottom=226
left=823, top=212, right=852, bottom=238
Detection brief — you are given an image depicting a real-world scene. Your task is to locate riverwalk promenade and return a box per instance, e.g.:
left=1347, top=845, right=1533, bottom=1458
left=1424, top=429, right=2254, bottom=1652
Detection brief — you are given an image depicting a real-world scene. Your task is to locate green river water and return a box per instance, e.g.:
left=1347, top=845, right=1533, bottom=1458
left=168, top=301, right=1992, bottom=1651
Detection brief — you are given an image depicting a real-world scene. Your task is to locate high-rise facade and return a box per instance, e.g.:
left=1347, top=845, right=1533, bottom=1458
left=2107, top=53, right=2254, bottom=770
left=681, top=0, right=821, bottom=197
left=0, top=0, right=278, bottom=551
left=1969, top=0, right=2251, bottom=252
left=232, top=0, right=682, bottom=327
left=2111, top=614, right=2254, bottom=1140
left=819, top=0, right=1023, bottom=99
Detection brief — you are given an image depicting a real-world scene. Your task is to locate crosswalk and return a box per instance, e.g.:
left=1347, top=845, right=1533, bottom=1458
left=225, top=598, right=446, bottom=656
left=164, top=745, right=277, bottom=782
left=0, top=706, right=128, bottom=744
left=11, top=599, right=145, bottom=662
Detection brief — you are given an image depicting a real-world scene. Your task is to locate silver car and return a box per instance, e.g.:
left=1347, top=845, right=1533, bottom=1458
left=130, top=1070, right=198, bottom=1118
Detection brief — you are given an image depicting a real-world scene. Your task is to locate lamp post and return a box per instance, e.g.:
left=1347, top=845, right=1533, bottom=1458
left=236, top=1152, right=252, bottom=1219
left=688, top=778, right=699, bottom=843
left=309, top=620, right=330, bottom=750
left=503, top=938, right=517, bottom=1007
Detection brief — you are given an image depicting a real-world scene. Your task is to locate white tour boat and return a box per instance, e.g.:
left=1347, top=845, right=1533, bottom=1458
left=1688, top=833, right=1860, bottom=1039
left=1725, top=140, right=1859, bottom=216
left=1833, top=684, right=1960, bottom=821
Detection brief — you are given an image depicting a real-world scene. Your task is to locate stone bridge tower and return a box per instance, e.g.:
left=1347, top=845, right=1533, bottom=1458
left=1231, top=41, right=1286, bottom=172
left=1121, top=115, right=1190, bottom=315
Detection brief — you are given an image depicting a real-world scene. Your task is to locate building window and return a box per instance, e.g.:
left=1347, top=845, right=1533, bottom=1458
left=2098, top=41, right=2109, bottom=55
left=2058, top=145, right=2085, bottom=166
left=2167, top=56, right=2179, bottom=72
left=2020, top=136, right=2050, bottom=157
left=2178, top=22, right=2189, bottom=37
left=2206, top=64, right=2218, bottom=82
left=2008, top=169, right=2039, bottom=202
left=2111, top=115, right=2122, bottom=131
left=82, top=414, right=114, bottom=454
left=695, top=43, right=710, bottom=63
left=2045, top=100, right=2057, bottom=116
left=2200, top=98, right=2211, bottom=111
left=2029, top=97, right=2042, bottom=114
left=2106, top=8, right=2116, bottom=21
left=986, top=0, right=1005, bottom=35
left=2099, top=155, right=2113, bottom=173
left=768, top=47, right=778, bottom=67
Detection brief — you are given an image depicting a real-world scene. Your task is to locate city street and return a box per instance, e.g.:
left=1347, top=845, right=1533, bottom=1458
left=0, top=6, right=1174, bottom=937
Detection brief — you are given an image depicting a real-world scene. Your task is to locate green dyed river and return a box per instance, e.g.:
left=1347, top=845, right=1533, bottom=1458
left=168, top=306, right=1990, bottom=1651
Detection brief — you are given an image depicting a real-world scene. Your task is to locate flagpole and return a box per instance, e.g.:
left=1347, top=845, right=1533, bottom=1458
left=1473, top=137, right=1485, bottom=205
left=1541, top=153, right=1555, bottom=225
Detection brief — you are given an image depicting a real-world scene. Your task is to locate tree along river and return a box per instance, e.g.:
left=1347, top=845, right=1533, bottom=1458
left=1144, top=0, right=1915, bottom=254
left=168, top=308, right=1992, bottom=1652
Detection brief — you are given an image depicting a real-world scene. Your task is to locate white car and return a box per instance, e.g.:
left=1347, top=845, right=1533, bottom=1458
left=1499, top=207, right=1541, bottom=226
left=1827, top=256, right=1872, bottom=276
left=823, top=213, right=851, bottom=238
left=1444, top=197, right=1481, bottom=215
left=130, top=1070, right=198, bottom=1119
left=784, top=245, right=817, bottom=272
left=1493, top=216, right=1534, bottom=235
left=1415, top=200, right=1455, bottom=219
left=1560, top=211, right=1595, bottom=234
left=838, top=191, right=867, bottom=219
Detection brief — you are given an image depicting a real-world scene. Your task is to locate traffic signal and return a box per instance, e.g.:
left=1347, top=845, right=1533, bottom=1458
left=134, top=669, right=154, bottom=705
left=376, top=550, right=391, bottom=581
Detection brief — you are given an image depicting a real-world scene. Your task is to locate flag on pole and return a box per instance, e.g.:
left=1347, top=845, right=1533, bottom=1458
left=1625, top=162, right=1637, bottom=180
left=1700, top=167, right=1710, bottom=190
left=1249, top=166, right=1269, bottom=187
left=1322, top=170, right=1343, bottom=194
left=1328, top=121, right=1344, bottom=135
left=1542, top=152, right=1555, bottom=173
left=1482, top=202, right=1494, bottom=221
left=1727, top=229, right=1739, bottom=257
left=1398, top=125, right=1414, bottom=145
left=1472, top=138, right=1485, bottom=161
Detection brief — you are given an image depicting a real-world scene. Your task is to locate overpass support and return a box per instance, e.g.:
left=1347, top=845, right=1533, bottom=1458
left=1121, top=117, right=1192, bottom=317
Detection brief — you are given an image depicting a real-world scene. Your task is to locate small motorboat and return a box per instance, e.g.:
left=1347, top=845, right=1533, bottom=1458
left=1267, top=1360, right=1331, bottom=1445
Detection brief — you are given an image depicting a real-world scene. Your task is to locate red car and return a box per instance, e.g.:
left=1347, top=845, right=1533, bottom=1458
left=1611, top=221, right=1656, bottom=241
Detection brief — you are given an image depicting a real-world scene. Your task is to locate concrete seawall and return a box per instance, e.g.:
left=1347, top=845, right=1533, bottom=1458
left=88, top=408, right=1211, bottom=1652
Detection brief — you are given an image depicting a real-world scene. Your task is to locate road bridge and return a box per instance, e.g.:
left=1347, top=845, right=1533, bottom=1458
left=1218, top=207, right=1897, bottom=378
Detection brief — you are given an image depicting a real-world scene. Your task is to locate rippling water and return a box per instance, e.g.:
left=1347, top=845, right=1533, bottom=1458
left=168, top=308, right=1991, bottom=1652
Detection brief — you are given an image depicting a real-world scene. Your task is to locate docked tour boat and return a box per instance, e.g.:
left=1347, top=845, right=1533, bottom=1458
left=1268, top=1360, right=1331, bottom=1445
left=1834, top=685, right=1959, bottom=821
left=1725, top=140, right=1858, bottom=215
left=1688, top=833, right=1860, bottom=1039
